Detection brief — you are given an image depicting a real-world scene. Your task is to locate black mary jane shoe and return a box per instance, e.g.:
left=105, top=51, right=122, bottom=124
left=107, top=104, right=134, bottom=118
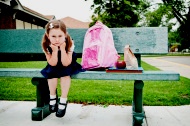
left=49, top=98, right=58, bottom=113
left=55, top=102, right=68, bottom=118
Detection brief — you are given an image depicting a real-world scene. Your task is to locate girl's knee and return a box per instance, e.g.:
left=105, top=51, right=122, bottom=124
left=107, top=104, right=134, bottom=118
left=60, top=76, right=71, bottom=81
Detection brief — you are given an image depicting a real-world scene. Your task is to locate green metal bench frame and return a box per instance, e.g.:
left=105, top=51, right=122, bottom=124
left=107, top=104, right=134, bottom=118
left=0, top=28, right=180, bottom=126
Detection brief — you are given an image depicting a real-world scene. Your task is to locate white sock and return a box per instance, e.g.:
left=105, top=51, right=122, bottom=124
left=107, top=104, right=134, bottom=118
left=49, top=95, right=56, bottom=105
left=59, top=97, right=67, bottom=109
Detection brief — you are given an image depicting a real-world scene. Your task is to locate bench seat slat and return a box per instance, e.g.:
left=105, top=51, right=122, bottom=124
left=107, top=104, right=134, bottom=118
left=73, top=71, right=180, bottom=81
left=0, top=68, right=179, bottom=81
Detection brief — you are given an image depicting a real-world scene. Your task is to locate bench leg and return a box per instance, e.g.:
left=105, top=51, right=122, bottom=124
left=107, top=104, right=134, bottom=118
left=31, top=77, right=51, bottom=121
left=132, top=80, right=145, bottom=126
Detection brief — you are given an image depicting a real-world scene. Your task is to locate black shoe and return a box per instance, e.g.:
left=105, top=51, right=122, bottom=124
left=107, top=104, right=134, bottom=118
left=49, top=98, right=58, bottom=113
left=56, top=102, right=68, bottom=118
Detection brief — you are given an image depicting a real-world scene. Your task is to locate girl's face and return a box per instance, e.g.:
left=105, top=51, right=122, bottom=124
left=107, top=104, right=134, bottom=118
left=48, top=28, right=66, bottom=46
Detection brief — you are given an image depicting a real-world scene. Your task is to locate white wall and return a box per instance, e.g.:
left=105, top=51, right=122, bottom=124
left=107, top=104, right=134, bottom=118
left=16, top=19, right=44, bottom=29
left=24, top=22, right=31, bottom=29
left=16, top=19, right=24, bottom=29
left=38, top=26, right=43, bottom=29
left=32, top=24, right=38, bottom=29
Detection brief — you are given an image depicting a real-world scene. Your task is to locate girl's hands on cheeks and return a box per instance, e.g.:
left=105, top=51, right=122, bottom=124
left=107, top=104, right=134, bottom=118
left=50, top=44, right=59, bottom=52
left=60, top=42, right=66, bottom=52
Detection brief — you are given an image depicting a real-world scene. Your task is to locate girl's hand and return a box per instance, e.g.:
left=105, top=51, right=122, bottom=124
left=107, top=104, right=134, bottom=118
left=60, top=42, right=66, bottom=51
left=50, top=44, right=58, bottom=52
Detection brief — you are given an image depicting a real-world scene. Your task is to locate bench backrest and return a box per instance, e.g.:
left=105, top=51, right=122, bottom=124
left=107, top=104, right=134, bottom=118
left=0, top=27, right=168, bottom=55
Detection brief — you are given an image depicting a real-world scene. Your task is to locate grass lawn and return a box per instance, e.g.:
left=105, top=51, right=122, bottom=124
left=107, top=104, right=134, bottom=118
left=0, top=60, right=190, bottom=106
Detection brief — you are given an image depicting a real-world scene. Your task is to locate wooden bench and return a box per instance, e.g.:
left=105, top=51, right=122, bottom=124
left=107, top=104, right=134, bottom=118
left=0, top=28, right=180, bottom=126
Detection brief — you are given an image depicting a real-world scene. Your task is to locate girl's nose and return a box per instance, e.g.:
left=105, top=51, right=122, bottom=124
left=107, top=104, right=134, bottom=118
left=56, top=38, right=59, bottom=41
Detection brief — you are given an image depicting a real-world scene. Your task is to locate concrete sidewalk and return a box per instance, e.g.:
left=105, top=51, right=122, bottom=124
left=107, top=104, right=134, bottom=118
left=0, top=101, right=190, bottom=126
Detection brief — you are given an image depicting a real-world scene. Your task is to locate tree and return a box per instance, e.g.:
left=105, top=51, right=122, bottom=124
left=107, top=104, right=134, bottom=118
left=139, top=0, right=190, bottom=50
left=139, top=4, right=174, bottom=29
left=162, top=0, right=190, bottom=49
left=85, top=0, right=149, bottom=27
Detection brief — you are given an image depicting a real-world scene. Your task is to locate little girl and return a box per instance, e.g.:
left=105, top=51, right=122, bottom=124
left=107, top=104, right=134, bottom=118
left=41, top=20, right=84, bottom=118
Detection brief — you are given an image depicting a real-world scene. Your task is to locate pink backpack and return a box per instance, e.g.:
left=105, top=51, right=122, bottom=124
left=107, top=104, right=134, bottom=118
left=81, top=21, right=120, bottom=70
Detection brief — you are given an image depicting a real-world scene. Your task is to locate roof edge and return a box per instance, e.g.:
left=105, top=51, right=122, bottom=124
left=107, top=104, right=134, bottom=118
left=13, top=0, right=49, bottom=22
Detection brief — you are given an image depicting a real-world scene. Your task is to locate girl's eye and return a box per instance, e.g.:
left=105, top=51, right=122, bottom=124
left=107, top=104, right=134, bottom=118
left=59, top=35, right=62, bottom=37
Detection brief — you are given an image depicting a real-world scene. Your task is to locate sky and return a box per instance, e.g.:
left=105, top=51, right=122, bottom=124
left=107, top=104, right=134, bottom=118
left=19, top=0, right=163, bottom=22
left=19, top=0, right=94, bottom=22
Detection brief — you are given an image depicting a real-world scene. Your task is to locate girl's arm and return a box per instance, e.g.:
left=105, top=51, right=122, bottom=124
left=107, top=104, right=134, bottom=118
left=60, top=42, right=73, bottom=66
left=45, top=45, right=58, bottom=66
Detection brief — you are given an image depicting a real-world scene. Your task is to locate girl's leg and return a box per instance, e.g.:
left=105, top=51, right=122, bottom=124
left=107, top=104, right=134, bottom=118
left=48, top=78, right=58, bottom=95
left=56, top=76, right=71, bottom=117
left=60, top=76, right=71, bottom=98
left=48, top=78, right=58, bottom=112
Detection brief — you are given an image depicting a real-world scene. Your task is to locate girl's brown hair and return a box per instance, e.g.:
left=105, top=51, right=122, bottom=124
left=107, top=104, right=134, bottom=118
left=42, top=20, right=73, bottom=54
